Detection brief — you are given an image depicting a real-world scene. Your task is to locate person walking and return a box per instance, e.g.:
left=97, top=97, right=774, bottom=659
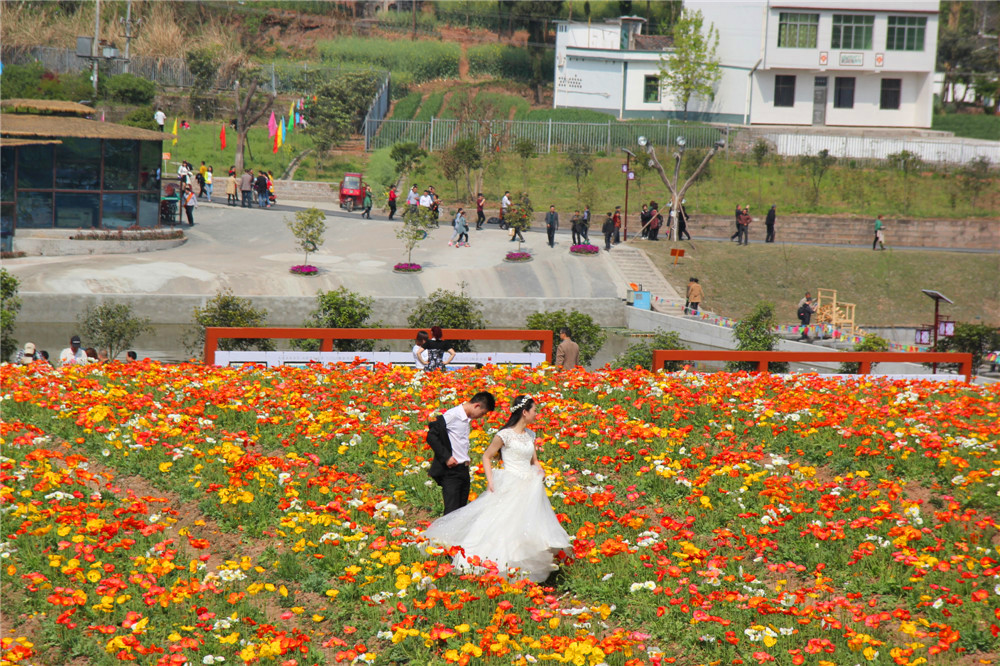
left=407, top=185, right=420, bottom=212
left=544, top=205, right=559, bottom=248
left=425, top=391, right=497, bottom=515
left=602, top=212, right=615, bottom=251
left=475, top=193, right=486, bottom=230
left=456, top=209, right=470, bottom=247
left=182, top=185, right=197, bottom=226
left=555, top=327, right=580, bottom=368
left=736, top=206, right=750, bottom=246
left=676, top=200, right=691, bottom=240
left=612, top=206, right=622, bottom=244
left=873, top=214, right=886, bottom=250
left=765, top=204, right=776, bottom=243
left=648, top=204, right=661, bottom=241
left=254, top=170, right=269, bottom=208
left=580, top=205, right=591, bottom=243
left=205, top=166, right=214, bottom=202
left=225, top=171, right=239, bottom=206
left=685, top=277, right=703, bottom=315
left=639, top=204, right=650, bottom=239
left=500, top=191, right=511, bottom=227
left=239, top=169, right=253, bottom=208
left=361, top=187, right=373, bottom=219
left=731, top=202, right=742, bottom=242
left=154, top=108, right=166, bottom=131
left=797, top=292, right=816, bottom=341
left=387, top=185, right=397, bottom=220
left=570, top=210, right=583, bottom=245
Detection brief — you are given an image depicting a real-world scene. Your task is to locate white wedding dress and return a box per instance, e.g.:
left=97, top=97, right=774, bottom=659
left=422, top=428, right=571, bottom=583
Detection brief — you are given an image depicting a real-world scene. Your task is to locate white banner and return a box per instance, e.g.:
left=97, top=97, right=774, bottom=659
left=214, top=351, right=547, bottom=369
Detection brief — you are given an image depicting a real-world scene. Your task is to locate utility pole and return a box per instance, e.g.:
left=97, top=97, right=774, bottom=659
left=411, top=0, right=417, bottom=41
left=120, top=0, right=141, bottom=74
left=92, top=0, right=101, bottom=95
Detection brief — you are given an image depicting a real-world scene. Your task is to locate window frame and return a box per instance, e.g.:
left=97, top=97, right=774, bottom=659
left=774, top=75, right=796, bottom=107
left=643, top=75, right=661, bottom=103
left=880, top=78, right=902, bottom=110
left=833, top=77, right=856, bottom=109
left=777, top=12, right=819, bottom=48
left=886, top=15, right=926, bottom=51
left=831, top=14, right=874, bottom=50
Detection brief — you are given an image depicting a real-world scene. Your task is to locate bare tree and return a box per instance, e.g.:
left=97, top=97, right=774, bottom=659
left=233, top=73, right=276, bottom=173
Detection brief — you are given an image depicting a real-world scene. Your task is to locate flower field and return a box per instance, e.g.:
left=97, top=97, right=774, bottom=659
left=1, top=362, right=998, bottom=666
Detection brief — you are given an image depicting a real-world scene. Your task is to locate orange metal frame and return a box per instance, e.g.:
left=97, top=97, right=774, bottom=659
left=203, top=327, right=554, bottom=365
left=650, top=350, right=974, bottom=383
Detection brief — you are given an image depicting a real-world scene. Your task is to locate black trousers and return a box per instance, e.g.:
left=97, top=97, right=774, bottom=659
left=547, top=227, right=556, bottom=246
left=440, top=465, right=470, bottom=515
left=388, top=201, right=396, bottom=219
left=604, top=231, right=613, bottom=250
left=571, top=228, right=582, bottom=245
left=678, top=221, right=691, bottom=240
left=184, top=205, right=194, bottom=225
left=765, top=224, right=775, bottom=242
left=476, top=210, right=485, bottom=229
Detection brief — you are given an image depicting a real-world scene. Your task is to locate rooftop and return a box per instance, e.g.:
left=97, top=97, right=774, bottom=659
left=1, top=113, right=166, bottom=142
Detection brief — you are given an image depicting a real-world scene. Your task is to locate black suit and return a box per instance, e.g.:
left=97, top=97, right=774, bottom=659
left=426, top=415, right=470, bottom=515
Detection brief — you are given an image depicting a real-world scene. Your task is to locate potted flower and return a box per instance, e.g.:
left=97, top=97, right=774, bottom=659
left=569, top=243, right=600, bottom=255
left=504, top=251, right=532, bottom=263
left=393, top=262, right=422, bottom=273
left=290, top=264, right=319, bottom=275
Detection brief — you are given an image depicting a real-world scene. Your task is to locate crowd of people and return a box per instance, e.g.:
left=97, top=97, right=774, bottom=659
left=13, top=335, right=139, bottom=368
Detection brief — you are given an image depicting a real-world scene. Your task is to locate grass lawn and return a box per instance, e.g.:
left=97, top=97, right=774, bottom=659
left=167, top=121, right=313, bottom=179
left=932, top=113, right=1000, bottom=141
left=641, top=239, right=1000, bottom=327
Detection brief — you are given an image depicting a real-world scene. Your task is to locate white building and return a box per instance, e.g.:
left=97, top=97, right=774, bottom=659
left=553, top=1, right=939, bottom=128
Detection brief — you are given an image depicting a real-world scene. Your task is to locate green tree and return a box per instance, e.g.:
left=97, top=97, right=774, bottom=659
left=397, top=205, right=435, bottom=265
left=930, top=322, right=1000, bottom=377
left=183, top=289, right=274, bottom=356
left=452, top=137, right=483, bottom=199
left=800, top=149, right=836, bottom=207
left=505, top=192, right=534, bottom=249
left=514, top=138, right=537, bottom=192
left=120, top=107, right=160, bottom=131
left=524, top=310, right=607, bottom=367
left=295, top=287, right=380, bottom=352
left=565, top=145, right=593, bottom=194
left=612, top=329, right=689, bottom=371
left=306, top=71, right=383, bottom=162
left=839, top=333, right=890, bottom=374
left=390, top=142, right=428, bottom=180
left=887, top=150, right=923, bottom=213
left=77, top=303, right=153, bottom=361
left=440, top=145, right=463, bottom=200
left=286, top=207, right=327, bottom=266
left=510, top=1, right=564, bottom=103
left=231, top=64, right=276, bottom=173
left=659, top=9, right=721, bottom=120
left=751, top=139, right=771, bottom=207
left=406, top=288, right=487, bottom=353
left=1, top=268, right=22, bottom=362
left=958, top=155, right=991, bottom=207
left=106, top=73, right=156, bottom=105
left=728, top=302, right=786, bottom=373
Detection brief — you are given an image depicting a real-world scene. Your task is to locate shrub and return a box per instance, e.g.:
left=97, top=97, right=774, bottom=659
left=295, top=287, right=379, bottom=352
left=1, top=268, right=22, bottom=362
left=929, top=322, right=1000, bottom=377
left=119, top=107, right=160, bottom=131
left=524, top=310, right=606, bottom=367
left=77, top=302, right=153, bottom=361
left=728, top=302, right=786, bottom=373
left=0, top=62, right=45, bottom=99
left=406, top=288, right=487, bottom=353
left=106, top=73, right=156, bottom=105
left=317, top=38, right=460, bottom=82
left=839, top=334, right=890, bottom=374
left=183, top=289, right=274, bottom=356
left=612, top=330, right=689, bottom=371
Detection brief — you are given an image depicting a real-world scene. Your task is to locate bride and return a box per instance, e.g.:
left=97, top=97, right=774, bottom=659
left=422, top=395, right=571, bottom=583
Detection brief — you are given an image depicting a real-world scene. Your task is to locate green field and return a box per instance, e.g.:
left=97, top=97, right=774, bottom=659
left=165, top=121, right=312, bottom=180
left=932, top=113, right=1000, bottom=141
left=642, top=240, right=1000, bottom=327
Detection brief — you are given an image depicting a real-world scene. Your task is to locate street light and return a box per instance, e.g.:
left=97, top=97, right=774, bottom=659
left=622, top=148, right=636, bottom=241
left=921, top=290, right=954, bottom=375
left=676, top=135, right=686, bottom=148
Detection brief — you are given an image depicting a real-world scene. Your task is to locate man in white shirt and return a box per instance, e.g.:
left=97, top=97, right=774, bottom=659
left=418, top=190, right=433, bottom=208
left=59, top=335, right=88, bottom=366
left=501, top=191, right=511, bottom=221
left=426, top=392, right=497, bottom=514
left=154, top=109, right=166, bottom=131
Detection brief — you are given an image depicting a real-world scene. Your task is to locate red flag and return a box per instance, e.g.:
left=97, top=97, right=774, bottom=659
left=220, top=125, right=226, bottom=150
left=273, top=131, right=279, bottom=154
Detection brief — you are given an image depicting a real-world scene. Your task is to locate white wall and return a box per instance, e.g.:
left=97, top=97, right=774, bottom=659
left=555, top=55, right=623, bottom=113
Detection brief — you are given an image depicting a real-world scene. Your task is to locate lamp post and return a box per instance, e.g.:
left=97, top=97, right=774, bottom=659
left=921, top=290, right=954, bottom=375
left=637, top=133, right=726, bottom=241
left=622, top=148, right=635, bottom=241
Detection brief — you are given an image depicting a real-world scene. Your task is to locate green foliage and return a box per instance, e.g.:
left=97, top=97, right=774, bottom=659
left=119, top=107, right=160, bottom=131
left=612, top=330, right=689, bottom=371
left=184, top=289, right=274, bottom=356
left=506, top=192, right=534, bottom=234
left=185, top=47, right=219, bottom=92
left=414, top=91, right=445, bottom=121
left=77, top=303, right=153, bottom=361
left=931, top=322, right=1000, bottom=377
left=449, top=137, right=482, bottom=199
left=467, top=44, right=549, bottom=83
left=565, top=145, right=593, bottom=193
left=799, top=149, right=836, bottom=206
left=515, top=138, right=537, bottom=190
left=751, top=139, right=771, bottom=169
left=957, top=156, right=992, bottom=207
left=306, top=71, right=383, bottom=154
left=365, top=147, right=397, bottom=191
left=523, top=310, right=607, bottom=367
left=682, top=148, right=713, bottom=181
left=660, top=9, right=722, bottom=120
left=295, top=288, right=379, bottom=352
left=106, top=73, right=156, bottom=105
left=391, top=92, right=423, bottom=120
left=887, top=150, right=923, bottom=212
left=0, top=62, right=45, bottom=99
left=390, top=142, right=428, bottom=178
left=520, top=108, right=615, bottom=122
left=406, top=288, right=487, bottom=353
left=397, top=206, right=435, bottom=264
left=473, top=91, right=530, bottom=120
left=932, top=114, right=1000, bottom=141
left=1, top=269, right=22, bottom=362
left=317, top=38, right=460, bottom=82
left=285, top=207, right=327, bottom=265
left=728, top=302, right=786, bottom=373
left=839, top=334, right=890, bottom=374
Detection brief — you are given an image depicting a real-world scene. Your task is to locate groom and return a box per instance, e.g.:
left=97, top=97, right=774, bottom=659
left=427, top=391, right=496, bottom=515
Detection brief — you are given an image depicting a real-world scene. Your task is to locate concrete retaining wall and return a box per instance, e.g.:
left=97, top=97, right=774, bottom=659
left=274, top=180, right=339, bottom=203
left=13, top=236, right=187, bottom=256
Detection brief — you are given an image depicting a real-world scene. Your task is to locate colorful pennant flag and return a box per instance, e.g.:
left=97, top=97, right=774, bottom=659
left=273, top=130, right=279, bottom=154
left=280, top=119, right=286, bottom=146
left=220, top=125, right=227, bottom=150
left=171, top=117, right=178, bottom=146
left=286, top=112, right=293, bottom=133
left=277, top=119, right=284, bottom=150
left=268, top=111, right=278, bottom=138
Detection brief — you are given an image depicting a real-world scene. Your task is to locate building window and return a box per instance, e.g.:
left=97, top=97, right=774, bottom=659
left=643, top=76, right=660, bottom=103
left=880, top=78, right=902, bottom=109
left=834, top=77, right=855, bottom=108
left=887, top=16, right=926, bottom=51
left=774, top=75, right=796, bottom=107
left=777, top=13, right=819, bottom=48
left=832, top=14, right=873, bottom=50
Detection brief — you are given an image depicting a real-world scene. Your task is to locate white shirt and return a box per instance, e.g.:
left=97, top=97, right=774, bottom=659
left=406, top=190, right=419, bottom=205
left=442, top=404, right=472, bottom=464
left=412, top=345, right=426, bottom=368
left=154, top=110, right=166, bottom=126
left=60, top=347, right=88, bottom=366
left=419, top=194, right=432, bottom=208
left=501, top=195, right=511, bottom=210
